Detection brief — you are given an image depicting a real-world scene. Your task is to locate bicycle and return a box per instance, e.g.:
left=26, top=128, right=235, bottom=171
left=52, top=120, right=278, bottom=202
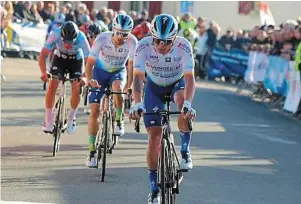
left=134, top=94, right=192, bottom=204
left=46, top=73, right=80, bottom=157
left=85, top=86, right=128, bottom=182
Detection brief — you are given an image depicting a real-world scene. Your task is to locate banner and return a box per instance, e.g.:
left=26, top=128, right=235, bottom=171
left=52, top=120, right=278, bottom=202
left=263, top=56, right=289, bottom=96
left=284, top=62, right=301, bottom=113
left=244, top=51, right=269, bottom=84
left=208, top=47, right=249, bottom=79
left=6, top=22, right=48, bottom=52
left=180, top=1, right=194, bottom=14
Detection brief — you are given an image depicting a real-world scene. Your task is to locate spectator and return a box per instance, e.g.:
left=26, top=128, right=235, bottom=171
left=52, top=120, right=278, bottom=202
left=21, top=1, right=36, bottom=22
left=64, top=2, right=76, bottom=22
left=206, top=20, right=220, bottom=53
left=132, top=20, right=151, bottom=40
left=46, top=3, right=56, bottom=21
left=129, top=10, right=137, bottom=22
left=234, top=29, right=251, bottom=51
left=134, top=10, right=150, bottom=27
left=12, top=1, right=24, bottom=21
left=195, top=16, right=205, bottom=30
left=106, top=9, right=114, bottom=31
left=60, top=5, right=67, bottom=15
left=194, top=22, right=208, bottom=78
left=4, top=1, right=13, bottom=19
left=37, top=1, right=50, bottom=22
left=30, top=4, right=43, bottom=23
left=178, top=27, right=198, bottom=47
left=178, top=12, right=195, bottom=31
left=219, top=28, right=235, bottom=50
left=90, top=8, right=98, bottom=22
left=96, top=6, right=107, bottom=22
left=118, top=10, right=126, bottom=15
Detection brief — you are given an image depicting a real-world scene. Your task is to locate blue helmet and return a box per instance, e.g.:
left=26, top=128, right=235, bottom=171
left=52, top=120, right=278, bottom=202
left=54, top=12, right=66, bottom=24
left=151, top=14, right=178, bottom=39
left=112, top=14, right=134, bottom=31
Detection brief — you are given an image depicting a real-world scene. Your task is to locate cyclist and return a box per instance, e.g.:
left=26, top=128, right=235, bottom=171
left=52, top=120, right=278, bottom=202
left=129, top=14, right=196, bottom=203
left=86, top=23, right=102, bottom=46
left=39, top=21, right=91, bottom=134
left=85, top=14, right=137, bottom=168
left=46, top=12, right=66, bottom=40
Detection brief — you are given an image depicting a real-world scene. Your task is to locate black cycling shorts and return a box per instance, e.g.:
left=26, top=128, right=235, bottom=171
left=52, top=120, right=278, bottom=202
left=50, top=54, right=83, bottom=80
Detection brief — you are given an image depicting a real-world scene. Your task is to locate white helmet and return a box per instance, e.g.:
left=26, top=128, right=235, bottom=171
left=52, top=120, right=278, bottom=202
left=112, top=14, right=134, bottom=31
left=151, top=14, right=178, bottom=40
left=54, top=12, right=66, bottom=24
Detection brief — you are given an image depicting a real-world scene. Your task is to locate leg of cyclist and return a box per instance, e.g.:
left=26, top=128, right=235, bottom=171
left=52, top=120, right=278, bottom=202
left=171, top=78, right=193, bottom=171
left=143, top=80, right=171, bottom=204
left=42, top=55, right=63, bottom=133
left=86, top=68, right=111, bottom=167
left=110, top=69, right=127, bottom=136
left=65, top=54, right=84, bottom=134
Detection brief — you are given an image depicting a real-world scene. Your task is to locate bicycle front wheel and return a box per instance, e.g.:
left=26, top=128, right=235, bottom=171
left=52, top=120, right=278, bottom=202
left=101, top=111, right=110, bottom=182
left=53, top=101, right=61, bottom=157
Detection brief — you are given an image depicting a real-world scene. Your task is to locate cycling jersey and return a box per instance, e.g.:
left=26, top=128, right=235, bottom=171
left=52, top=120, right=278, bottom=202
left=46, top=22, right=62, bottom=39
left=44, top=27, right=90, bottom=60
left=133, top=36, right=194, bottom=87
left=89, top=31, right=138, bottom=72
left=79, top=23, right=90, bottom=36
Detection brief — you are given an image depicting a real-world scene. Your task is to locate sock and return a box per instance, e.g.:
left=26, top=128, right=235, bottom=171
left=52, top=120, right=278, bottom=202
left=115, top=108, right=122, bottom=121
left=88, top=136, right=96, bottom=152
left=68, top=108, right=78, bottom=124
left=45, top=108, right=53, bottom=125
left=148, top=169, right=159, bottom=193
left=180, top=131, right=192, bottom=153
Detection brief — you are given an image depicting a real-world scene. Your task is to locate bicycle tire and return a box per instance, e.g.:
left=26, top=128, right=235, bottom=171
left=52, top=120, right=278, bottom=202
left=160, top=138, right=167, bottom=204
left=52, top=100, right=61, bottom=157
left=101, top=111, right=109, bottom=182
left=96, top=128, right=102, bottom=169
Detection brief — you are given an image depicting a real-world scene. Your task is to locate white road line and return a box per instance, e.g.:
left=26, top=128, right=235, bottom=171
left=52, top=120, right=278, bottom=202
left=254, top=133, right=297, bottom=145
left=231, top=123, right=271, bottom=127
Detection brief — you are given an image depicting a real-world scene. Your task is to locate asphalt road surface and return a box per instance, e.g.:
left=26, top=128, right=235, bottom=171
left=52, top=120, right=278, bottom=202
left=2, top=58, right=301, bottom=204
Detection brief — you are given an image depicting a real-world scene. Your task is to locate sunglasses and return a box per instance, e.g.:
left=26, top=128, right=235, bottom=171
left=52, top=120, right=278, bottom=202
left=114, top=30, right=129, bottom=38
left=61, top=37, right=76, bottom=44
left=153, top=38, right=173, bottom=45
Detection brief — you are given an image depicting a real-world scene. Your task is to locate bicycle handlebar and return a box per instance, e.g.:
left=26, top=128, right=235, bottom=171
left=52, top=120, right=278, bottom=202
left=134, top=109, right=193, bottom=133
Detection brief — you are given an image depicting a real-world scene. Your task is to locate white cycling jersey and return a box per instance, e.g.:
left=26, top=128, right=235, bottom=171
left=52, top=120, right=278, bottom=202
left=89, top=31, right=138, bottom=73
left=134, top=36, right=194, bottom=87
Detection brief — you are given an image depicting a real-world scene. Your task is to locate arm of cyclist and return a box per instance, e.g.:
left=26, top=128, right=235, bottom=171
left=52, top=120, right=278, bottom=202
left=181, top=39, right=197, bottom=120
left=38, top=28, right=60, bottom=82
left=85, top=34, right=102, bottom=88
left=129, top=41, right=147, bottom=119
left=124, top=37, right=137, bottom=93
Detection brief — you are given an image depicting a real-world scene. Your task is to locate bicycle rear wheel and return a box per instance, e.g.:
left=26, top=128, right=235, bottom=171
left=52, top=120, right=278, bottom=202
left=53, top=101, right=61, bottom=157
left=101, top=111, right=110, bottom=182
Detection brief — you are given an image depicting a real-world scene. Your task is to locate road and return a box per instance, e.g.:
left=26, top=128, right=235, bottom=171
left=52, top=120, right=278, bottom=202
left=2, top=58, right=301, bottom=204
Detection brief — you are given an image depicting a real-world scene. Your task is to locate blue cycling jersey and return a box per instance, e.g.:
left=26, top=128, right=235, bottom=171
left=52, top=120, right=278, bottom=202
left=43, top=27, right=91, bottom=60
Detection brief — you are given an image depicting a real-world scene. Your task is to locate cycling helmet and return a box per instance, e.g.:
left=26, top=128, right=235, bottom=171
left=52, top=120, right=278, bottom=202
left=80, top=14, right=91, bottom=24
left=112, top=14, right=134, bottom=31
left=61, top=21, right=79, bottom=42
left=141, top=21, right=151, bottom=34
left=151, top=14, right=178, bottom=39
left=54, top=12, right=66, bottom=24
left=88, top=23, right=101, bottom=37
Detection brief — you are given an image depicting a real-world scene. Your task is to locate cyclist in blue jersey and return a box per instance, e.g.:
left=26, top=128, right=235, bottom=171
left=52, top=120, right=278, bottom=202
left=46, top=12, right=66, bottom=40
left=129, top=14, right=196, bottom=204
left=85, top=14, right=137, bottom=168
left=38, top=21, right=91, bottom=135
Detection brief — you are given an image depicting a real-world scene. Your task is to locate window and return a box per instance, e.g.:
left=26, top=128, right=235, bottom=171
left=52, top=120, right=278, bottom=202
left=238, top=1, right=255, bottom=15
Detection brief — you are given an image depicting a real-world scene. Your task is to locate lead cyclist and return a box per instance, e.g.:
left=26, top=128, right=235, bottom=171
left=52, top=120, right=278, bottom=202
left=129, top=14, right=196, bottom=204
left=85, top=14, right=137, bottom=168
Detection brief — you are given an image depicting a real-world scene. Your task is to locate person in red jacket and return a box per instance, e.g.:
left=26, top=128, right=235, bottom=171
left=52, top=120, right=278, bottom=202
left=131, top=21, right=151, bottom=40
